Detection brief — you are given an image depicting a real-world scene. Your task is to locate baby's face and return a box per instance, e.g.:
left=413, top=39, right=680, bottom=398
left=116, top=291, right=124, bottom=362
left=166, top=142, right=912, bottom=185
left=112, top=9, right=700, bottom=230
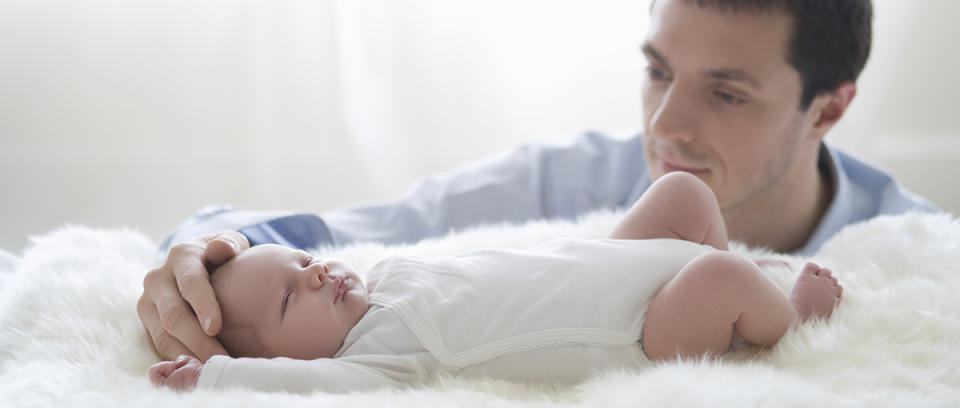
left=213, top=244, right=369, bottom=359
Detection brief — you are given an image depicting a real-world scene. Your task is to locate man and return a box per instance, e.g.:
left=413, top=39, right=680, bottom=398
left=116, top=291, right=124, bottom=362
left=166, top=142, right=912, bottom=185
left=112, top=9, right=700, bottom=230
left=138, top=0, right=936, bottom=362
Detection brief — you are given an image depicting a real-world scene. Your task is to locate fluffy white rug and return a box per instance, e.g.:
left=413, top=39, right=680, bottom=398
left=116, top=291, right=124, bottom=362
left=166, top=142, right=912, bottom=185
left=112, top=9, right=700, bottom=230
left=0, top=211, right=958, bottom=407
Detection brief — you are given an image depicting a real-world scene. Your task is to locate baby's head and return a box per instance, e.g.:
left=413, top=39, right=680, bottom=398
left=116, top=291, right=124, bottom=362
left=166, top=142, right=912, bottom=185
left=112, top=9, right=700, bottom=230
left=209, top=244, right=369, bottom=359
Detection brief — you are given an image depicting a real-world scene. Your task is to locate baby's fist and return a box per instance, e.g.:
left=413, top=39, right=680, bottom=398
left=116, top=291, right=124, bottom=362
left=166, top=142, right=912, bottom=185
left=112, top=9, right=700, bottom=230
left=149, top=355, right=204, bottom=391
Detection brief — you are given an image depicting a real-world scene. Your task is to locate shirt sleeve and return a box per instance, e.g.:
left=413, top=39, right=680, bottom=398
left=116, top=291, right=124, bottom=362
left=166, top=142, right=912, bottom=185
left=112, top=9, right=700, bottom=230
left=197, top=354, right=422, bottom=394
left=159, top=131, right=649, bottom=252
left=320, top=131, right=648, bottom=247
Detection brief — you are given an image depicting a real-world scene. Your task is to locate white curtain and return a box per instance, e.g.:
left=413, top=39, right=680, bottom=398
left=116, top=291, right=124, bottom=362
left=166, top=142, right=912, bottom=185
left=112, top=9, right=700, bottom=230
left=0, top=0, right=647, bottom=249
left=0, top=0, right=956, bottom=251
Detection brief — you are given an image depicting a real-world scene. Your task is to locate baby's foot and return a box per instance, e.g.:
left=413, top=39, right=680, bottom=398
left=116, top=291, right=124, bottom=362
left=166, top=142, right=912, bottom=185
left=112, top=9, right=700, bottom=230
left=790, top=262, right=843, bottom=321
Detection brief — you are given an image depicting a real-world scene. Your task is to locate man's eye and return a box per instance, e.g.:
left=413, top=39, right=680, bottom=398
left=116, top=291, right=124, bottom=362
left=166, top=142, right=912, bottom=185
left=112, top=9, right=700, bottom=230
left=715, top=91, right=744, bottom=105
left=645, top=66, right=667, bottom=81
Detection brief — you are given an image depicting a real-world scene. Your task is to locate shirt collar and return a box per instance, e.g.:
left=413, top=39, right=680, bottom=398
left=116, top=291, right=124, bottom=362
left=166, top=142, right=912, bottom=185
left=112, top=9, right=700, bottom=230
left=793, top=142, right=849, bottom=256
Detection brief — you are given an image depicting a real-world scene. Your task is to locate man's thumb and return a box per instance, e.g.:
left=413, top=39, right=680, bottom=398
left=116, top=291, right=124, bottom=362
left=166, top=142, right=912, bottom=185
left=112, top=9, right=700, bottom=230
left=203, top=232, right=248, bottom=265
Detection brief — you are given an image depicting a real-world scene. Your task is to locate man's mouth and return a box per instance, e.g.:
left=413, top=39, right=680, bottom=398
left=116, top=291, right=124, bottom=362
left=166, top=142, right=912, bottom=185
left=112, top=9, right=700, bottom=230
left=659, top=157, right=708, bottom=174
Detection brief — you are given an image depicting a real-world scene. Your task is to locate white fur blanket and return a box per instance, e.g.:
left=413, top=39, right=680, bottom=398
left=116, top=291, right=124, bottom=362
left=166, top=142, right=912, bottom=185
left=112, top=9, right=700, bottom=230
left=1, top=211, right=958, bottom=407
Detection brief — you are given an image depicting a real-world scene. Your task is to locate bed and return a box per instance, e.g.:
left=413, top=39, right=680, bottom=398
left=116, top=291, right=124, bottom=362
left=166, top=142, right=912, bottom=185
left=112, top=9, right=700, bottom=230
left=0, top=210, right=957, bottom=406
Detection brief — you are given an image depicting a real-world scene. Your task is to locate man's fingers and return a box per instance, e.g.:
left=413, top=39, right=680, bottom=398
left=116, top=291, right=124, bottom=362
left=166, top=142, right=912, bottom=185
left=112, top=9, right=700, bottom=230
left=167, top=243, right=223, bottom=336
left=192, top=334, right=229, bottom=362
left=202, top=231, right=250, bottom=266
left=144, top=322, right=195, bottom=362
left=148, top=248, right=228, bottom=359
left=177, top=273, right=222, bottom=337
left=139, top=293, right=199, bottom=360
left=155, top=305, right=227, bottom=362
left=154, top=288, right=228, bottom=361
left=139, top=234, right=238, bottom=362
left=193, top=231, right=249, bottom=335
left=150, top=304, right=227, bottom=362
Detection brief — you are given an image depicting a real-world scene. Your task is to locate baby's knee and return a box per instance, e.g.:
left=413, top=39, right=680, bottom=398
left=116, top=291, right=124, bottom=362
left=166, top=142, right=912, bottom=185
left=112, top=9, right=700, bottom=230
left=677, top=252, right=759, bottom=291
left=656, top=171, right=711, bottom=195
left=654, top=172, right=718, bottom=210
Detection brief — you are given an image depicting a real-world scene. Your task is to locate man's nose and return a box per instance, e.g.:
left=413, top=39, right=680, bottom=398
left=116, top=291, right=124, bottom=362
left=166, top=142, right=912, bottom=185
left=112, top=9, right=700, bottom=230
left=306, top=263, right=330, bottom=291
left=648, top=84, right=695, bottom=144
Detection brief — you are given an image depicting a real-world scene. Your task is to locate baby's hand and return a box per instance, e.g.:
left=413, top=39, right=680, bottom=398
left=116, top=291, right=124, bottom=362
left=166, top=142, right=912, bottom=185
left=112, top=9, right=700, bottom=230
left=149, top=355, right=204, bottom=391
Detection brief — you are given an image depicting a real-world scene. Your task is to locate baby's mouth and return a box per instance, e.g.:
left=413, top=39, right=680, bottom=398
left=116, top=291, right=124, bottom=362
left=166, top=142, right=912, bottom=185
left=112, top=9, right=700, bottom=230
left=335, top=277, right=349, bottom=302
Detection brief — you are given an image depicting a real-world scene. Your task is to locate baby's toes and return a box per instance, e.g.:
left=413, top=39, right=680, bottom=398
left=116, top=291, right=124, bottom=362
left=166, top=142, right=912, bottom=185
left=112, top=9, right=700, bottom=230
left=818, top=268, right=833, bottom=278
left=801, top=262, right=821, bottom=276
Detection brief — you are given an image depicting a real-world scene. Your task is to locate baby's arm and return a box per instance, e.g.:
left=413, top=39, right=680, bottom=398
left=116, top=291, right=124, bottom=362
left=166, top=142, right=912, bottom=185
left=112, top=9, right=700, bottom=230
left=149, top=355, right=204, bottom=391
left=149, top=354, right=414, bottom=393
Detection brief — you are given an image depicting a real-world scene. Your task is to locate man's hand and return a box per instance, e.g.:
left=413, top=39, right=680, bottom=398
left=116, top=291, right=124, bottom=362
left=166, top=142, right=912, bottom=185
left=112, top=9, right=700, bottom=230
left=149, top=355, right=205, bottom=391
left=137, top=231, right=249, bottom=361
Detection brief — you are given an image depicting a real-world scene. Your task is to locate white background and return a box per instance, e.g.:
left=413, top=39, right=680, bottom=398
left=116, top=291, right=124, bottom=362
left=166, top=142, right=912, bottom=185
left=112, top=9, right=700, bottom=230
left=1, top=0, right=958, bottom=252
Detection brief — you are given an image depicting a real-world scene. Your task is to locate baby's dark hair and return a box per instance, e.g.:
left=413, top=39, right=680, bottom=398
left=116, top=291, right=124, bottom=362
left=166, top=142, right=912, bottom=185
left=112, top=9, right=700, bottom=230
left=209, top=262, right=268, bottom=358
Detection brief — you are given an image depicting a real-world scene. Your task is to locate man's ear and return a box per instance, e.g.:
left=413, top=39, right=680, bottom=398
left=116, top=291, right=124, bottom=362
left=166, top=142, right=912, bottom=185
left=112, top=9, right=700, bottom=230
left=809, top=82, right=857, bottom=140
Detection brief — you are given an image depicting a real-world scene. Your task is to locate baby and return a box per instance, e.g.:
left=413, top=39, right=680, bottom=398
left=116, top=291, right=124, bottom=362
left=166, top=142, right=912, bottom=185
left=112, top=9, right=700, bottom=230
left=149, top=172, right=842, bottom=393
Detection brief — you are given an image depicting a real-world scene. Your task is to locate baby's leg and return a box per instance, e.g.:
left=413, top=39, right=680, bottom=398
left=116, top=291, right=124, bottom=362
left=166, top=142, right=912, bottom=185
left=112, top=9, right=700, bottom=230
left=610, top=172, right=728, bottom=250
left=642, top=252, right=827, bottom=361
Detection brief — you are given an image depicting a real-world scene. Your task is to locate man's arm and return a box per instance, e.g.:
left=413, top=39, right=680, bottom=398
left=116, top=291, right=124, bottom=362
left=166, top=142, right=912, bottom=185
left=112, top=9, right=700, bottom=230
left=160, top=131, right=650, bottom=250
left=327, top=132, right=649, bottom=246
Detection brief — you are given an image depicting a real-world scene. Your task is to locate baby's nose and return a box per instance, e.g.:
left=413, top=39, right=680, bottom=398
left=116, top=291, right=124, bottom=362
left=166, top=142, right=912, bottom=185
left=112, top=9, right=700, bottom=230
left=307, top=263, right=330, bottom=290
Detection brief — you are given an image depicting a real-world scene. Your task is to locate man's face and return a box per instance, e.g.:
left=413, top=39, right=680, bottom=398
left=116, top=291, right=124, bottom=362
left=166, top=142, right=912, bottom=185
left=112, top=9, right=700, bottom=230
left=213, top=244, right=369, bottom=360
left=641, top=0, right=816, bottom=212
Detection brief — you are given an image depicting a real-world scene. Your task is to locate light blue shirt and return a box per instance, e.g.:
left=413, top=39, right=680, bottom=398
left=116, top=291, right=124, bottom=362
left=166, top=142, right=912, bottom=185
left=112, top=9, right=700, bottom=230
left=159, top=131, right=938, bottom=256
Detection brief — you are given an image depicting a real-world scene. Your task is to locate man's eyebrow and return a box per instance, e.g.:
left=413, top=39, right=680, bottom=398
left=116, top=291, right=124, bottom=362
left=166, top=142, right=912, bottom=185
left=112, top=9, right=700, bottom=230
left=640, top=43, right=670, bottom=70
left=705, top=69, right=763, bottom=90
left=642, top=43, right=763, bottom=91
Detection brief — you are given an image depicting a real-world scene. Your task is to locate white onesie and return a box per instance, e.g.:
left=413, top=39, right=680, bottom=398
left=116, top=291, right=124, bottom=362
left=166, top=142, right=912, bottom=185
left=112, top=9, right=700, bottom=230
left=198, top=238, right=712, bottom=393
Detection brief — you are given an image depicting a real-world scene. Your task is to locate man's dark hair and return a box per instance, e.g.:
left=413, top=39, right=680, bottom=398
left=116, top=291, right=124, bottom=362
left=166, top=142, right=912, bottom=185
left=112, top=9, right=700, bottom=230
left=653, top=0, right=873, bottom=110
